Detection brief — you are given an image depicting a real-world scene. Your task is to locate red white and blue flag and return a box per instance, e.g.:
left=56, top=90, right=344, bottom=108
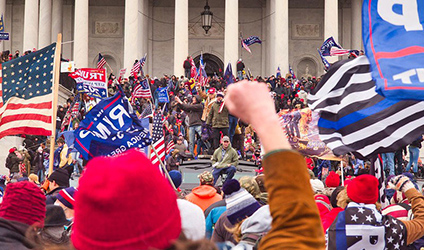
left=150, top=111, right=165, bottom=166
left=132, top=79, right=152, bottom=99
left=130, top=60, right=141, bottom=78
left=241, top=38, right=252, bottom=53
left=97, top=53, right=106, bottom=69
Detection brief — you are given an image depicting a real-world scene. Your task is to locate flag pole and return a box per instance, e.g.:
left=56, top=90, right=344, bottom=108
left=105, top=61, right=114, bottom=74
left=48, top=33, right=63, bottom=176
left=151, top=145, right=177, bottom=191
left=340, top=159, right=344, bottom=186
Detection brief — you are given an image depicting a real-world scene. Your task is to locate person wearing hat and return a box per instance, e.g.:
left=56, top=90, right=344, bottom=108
left=45, top=168, right=70, bottom=205
left=185, top=171, right=222, bottom=211
left=207, top=91, right=229, bottom=151
left=40, top=204, right=71, bottom=245
left=174, top=94, right=203, bottom=157
left=5, top=147, right=21, bottom=176
left=199, top=87, right=217, bottom=122
left=71, top=149, right=188, bottom=250
left=55, top=187, right=77, bottom=221
left=0, top=181, right=46, bottom=249
left=236, top=59, right=245, bottom=80
left=327, top=174, right=424, bottom=249
left=211, top=135, right=239, bottom=185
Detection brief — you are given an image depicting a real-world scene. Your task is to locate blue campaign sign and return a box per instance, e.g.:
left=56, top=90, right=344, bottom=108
left=74, top=90, right=151, bottom=160
left=0, top=32, right=9, bottom=40
left=157, top=87, right=169, bottom=103
left=77, top=82, right=107, bottom=99
left=363, top=0, right=424, bottom=100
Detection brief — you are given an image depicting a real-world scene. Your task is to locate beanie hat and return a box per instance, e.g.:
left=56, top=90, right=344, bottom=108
left=315, top=194, right=331, bottom=216
left=56, top=187, right=77, bottom=210
left=239, top=176, right=260, bottom=200
left=9, top=148, right=16, bottom=154
left=224, top=179, right=261, bottom=225
left=208, top=88, right=216, bottom=94
left=325, top=171, right=340, bottom=188
left=48, top=168, right=70, bottom=187
left=346, top=174, right=379, bottom=204
left=310, top=179, right=325, bottom=193
left=72, top=149, right=181, bottom=250
left=217, top=91, right=224, bottom=98
left=169, top=170, right=182, bottom=189
left=0, top=181, right=46, bottom=226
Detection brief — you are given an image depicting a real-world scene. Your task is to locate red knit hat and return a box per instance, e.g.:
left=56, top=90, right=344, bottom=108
left=0, top=181, right=46, bottom=227
left=325, top=171, right=340, bottom=188
left=72, top=149, right=181, bottom=250
left=346, top=175, right=379, bottom=204
left=9, top=147, right=16, bottom=154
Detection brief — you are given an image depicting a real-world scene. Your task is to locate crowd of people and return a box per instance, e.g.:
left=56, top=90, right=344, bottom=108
left=2, top=51, right=424, bottom=249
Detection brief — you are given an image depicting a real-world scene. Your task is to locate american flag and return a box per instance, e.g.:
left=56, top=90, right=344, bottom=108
left=330, top=48, right=352, bottom=56
left=132, top=79, right=152, bottom=99
left=289, top=65, right=296, bottom=79
left=150, top=111, right=165, bottom=165
left=97, top=53, right=106, bottom=69
left=276, top=66, right=281, bottom=78
left=0, top=43, right=56, bottom=139
left=166, top=140, right=175, bottom=155
left=241, top=38, right=252, bottom=53
left=60, top=96, right=80, bottom=132
left=140, top=53, right=147, bottom=67
left=130, top=60, right=141, bottom=78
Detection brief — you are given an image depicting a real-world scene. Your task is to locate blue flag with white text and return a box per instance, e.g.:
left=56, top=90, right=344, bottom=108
left=242, top=36, right=262, bottom=46
left=74, top=88, right=151, bottom=160
left=319, top=37, right=343, bottom=56
left=362, top=0, right=424, bottom=101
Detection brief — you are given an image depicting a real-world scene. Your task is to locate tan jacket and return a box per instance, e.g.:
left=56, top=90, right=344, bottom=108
left=59, top=144, right=73, bottom=168
left=259, top=150, right=325, bottom=249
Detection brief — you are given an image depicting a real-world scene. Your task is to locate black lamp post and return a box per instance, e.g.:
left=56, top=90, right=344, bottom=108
left=201, top=0, right=213, bottom=34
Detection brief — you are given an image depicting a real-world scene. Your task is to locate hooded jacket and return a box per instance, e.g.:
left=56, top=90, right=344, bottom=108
left=206, top=101, right=229, bottom=128
left=185, top=185, right=222, bottom=211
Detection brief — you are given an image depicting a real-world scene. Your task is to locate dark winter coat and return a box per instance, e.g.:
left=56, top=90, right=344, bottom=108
left=45, top=187, right=65, bottom=205
left=177, top=99, right=203, bottom=127
left=206, top=101, right=229, bottom=128
left=0, top=218, right=36, bottom=249
left=6, top=153, right=21, bottom=174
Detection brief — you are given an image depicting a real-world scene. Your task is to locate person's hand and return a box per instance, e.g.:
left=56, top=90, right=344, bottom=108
left=390, top=175, right=416, bottom=193
left=175, top=96, right=182, bottom=104
left=225, top=80, right=275, bottom=127
left=225, top=80, right=291, bottom=153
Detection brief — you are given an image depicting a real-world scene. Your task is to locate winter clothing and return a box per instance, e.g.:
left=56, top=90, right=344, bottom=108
left=56, top=187, right=77, bottom=210
left=5, top=152, right=21, bottom=174
left=325, top=171, right=340, bottom=188
left=0, top=181, right=46, bottom=227
left=211, top=144, right=239, bottom=169
left=211, top=211, right=237, bottom=244
left=177, top=199, right=205, bottom=240
left=45, top=187, right=65, bottom=205
left=177, top=100, right=203, bottom=127
left=48, top=168, right=70, bottom=187
left=72, top=149, right=181, bottom=250
left=322, top=207, right=344, bottom=232
left=310, top=179, right=325, bottom=193
left=346, top=174, right=379, bottom=204
left=0, top=218, right=36, bottom=250
left=205, top=205, right=226, bottom=239
left=259, top=150, right=325, bottom=249
left=185, top=185, right=222, bottom=211
left=206, top=101, right=229, bottom=128
left=315, top=194, right=331, bottom=220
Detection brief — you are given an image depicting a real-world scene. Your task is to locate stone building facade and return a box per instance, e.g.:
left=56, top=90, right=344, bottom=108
left=0, top=0, right=362, bottom=79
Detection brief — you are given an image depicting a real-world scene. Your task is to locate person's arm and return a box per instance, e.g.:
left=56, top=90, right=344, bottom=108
left=225, top=80, right=325, bottom=250
left=231, top=149, right=239, bottom=167
left=391, top=176, right=424, bottom=244
left=206, top=104, right=214, bottom=126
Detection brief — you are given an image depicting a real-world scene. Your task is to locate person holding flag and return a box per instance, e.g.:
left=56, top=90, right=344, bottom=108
left=236, top=59, right=245, bottom=80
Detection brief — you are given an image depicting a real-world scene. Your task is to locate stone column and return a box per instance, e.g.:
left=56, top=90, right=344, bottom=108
left=0, top=0, right=6, bottom=51
left=38, top=0, right=51, bottom=48
left=351, top=0, right=362, bottom=50
left=173, top=0, right=188, bottom=76
left=324, top=0, right=338, bottom=63
left=224, top=0, right=238, bottom=72
left=271, top=0, right=288, bottom=75
left=74, top=0, right=88, bottom=68
left=51, top=0, right=63, bottom=43
left=138, top=0, right=148, bottom=59
left=23, top=0, right=39, bottom=51
left=124, top=0, right=139, bottom=74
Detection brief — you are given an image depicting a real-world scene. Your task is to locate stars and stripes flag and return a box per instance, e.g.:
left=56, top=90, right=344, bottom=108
left=318, top=49, right=331, bottom=71
left=276, top=66, right=281, bottom=78
left=197, top=53, right=208, bottom=86
left=132, top=79, right=152, bottom=99
left=308, top=55, right=424, bottom=159
left=130, top=60, right=141, bottom=78
left=370, top=155, right=389, bottom=208
left=289, top=65, right=296, bottom=79
left=150, top=111, right=165, bottom=166
left=241, top=38, right=252, bottom=53
left=0, top=43, right=56, bottom=139
left=139, top=53, right=147, bottom=67
left=166, top=140, right=175, bottom=155
left=97, top=53, right=106, bottom=69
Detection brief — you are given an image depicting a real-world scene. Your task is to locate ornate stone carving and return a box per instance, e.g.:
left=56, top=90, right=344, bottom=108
left=292, top=24, right=321, bottom=39
left=94, top=21, right=122, bottom=37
